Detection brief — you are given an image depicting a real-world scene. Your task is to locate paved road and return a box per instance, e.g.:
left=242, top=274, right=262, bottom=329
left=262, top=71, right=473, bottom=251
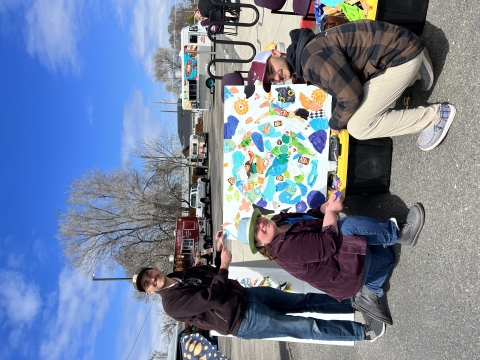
left=203, top=1, right=480, bottom=359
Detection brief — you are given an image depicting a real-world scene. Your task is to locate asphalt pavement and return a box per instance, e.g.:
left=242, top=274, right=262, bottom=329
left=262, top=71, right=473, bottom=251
left=202, top=1, right=480, bottom=359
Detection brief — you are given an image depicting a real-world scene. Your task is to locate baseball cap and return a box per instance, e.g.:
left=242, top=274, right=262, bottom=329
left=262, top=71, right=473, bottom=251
left=132, top=267, right=151, bottom=292
left=248, top=50, right=273, bottom=93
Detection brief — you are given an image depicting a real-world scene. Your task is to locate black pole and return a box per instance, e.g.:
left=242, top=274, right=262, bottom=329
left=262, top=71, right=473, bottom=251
left=92, top=274, right=132, bottom=281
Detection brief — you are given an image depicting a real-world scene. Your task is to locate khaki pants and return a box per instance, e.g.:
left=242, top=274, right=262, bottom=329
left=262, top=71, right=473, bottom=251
left=347, top=49, right=441, bottom=139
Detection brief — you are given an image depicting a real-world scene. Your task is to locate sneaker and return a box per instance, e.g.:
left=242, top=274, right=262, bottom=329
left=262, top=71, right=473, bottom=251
left=418, top=48, right=434, bottom=91
left=364, top=318, right=386, bottom=342
left=417, top=104, right=456, bottom=151
left=397, top=203, right=425, bottom=247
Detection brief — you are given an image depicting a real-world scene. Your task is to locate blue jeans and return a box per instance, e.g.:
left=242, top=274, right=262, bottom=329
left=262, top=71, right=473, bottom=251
left=338, top=216, right=398, bottom=297
left=236, top=287, right=364, bottom=341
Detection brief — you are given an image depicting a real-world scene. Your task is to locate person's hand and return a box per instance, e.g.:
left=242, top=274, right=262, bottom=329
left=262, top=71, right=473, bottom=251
left=220, top=246, right=232, bottom=269
left=320, top=202, right=327, bottom=214
left=215, top=230, right=225, bottom=252
left=330, top=129, right=341, bottom=135
left=325, top=192, right=343, bottom=213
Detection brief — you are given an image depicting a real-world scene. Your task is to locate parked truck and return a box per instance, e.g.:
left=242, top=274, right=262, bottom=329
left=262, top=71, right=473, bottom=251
left=173, top=217, right=213, bottom=271
left=189, top=133, right=207, bottom=162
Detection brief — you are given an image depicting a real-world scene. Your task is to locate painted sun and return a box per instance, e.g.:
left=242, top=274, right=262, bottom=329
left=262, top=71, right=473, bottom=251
left=233, top=98, right=249, bottom=115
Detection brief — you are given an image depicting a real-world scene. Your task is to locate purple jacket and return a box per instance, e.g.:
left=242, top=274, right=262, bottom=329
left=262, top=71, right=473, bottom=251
left=267, top=206, right=366, bottom=301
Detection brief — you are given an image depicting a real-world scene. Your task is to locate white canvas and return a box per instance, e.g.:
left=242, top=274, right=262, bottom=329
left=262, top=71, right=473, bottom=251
left=222, top=84, right=332, bottom=241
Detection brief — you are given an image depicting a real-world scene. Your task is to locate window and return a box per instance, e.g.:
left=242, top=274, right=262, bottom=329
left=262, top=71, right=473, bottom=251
left=182, top=239, right=194, bottom=254
left=188, top=81, right=197, bottom=101
left=183, top=221, right=196, bottom=230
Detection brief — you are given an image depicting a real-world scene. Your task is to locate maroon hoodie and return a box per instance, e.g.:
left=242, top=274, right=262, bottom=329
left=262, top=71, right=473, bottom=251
left=159, top=265, right=247, bottom=336
left=267, top=205, right=367, bottom=301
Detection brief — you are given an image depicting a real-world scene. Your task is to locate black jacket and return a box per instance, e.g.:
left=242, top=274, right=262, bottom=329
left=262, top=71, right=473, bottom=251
left=198, top=0, right=218, bottom=18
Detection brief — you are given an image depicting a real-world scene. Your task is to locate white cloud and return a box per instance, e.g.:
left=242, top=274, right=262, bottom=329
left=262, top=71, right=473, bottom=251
left=116, top=289, right=163, bottom=359
left=3, top=234, right=16, bottom=246
left=39, top=267, right=114, bottom=360
left=8, top=327, right=22, bottom=349
left=6, top=253, right=25, bottom=268
left=0, top=0, right=20, bottom=14
left=112, top=0, right=170, bottom=76
left=85, top=95, right=94, bottom=125
left=109, top=0, right=133, bottom=27
left=3, top=0, right=171, bottom=77
left=0, top=270, right=42, bottom=324
left=121, top=89, right=163, bottom=164
left=24, top=0, right=85, bottom=75
left=33, top=237, right=49, bottom=264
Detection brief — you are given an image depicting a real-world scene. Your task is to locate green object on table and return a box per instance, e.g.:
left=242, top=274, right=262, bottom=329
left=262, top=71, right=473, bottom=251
left=340, top=3, right=366, bottom=21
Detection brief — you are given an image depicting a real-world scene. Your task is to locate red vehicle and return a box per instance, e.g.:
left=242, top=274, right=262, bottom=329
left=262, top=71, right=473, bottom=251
left=173, top=217, right=213, bottom=271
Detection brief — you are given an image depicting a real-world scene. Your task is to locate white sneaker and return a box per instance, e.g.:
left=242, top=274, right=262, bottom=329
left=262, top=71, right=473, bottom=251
left=417, top=104, right=456, bottom=151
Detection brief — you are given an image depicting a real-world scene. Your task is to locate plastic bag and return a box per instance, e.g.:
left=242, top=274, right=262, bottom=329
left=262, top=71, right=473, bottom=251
left=313, top=1, right=326, bottom=31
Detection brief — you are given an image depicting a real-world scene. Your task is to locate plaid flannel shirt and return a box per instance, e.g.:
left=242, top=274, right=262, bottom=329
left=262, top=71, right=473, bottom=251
left=299, top=20, right=424, bottom=130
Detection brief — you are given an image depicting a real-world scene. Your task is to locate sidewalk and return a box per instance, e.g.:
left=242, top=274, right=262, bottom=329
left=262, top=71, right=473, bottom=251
left=226, top=0, right=301, bottom=72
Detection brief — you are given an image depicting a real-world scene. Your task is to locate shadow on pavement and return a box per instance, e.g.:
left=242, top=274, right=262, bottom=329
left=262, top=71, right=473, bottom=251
left=342, top=193, right=415, bottom=293
left=402, top=21, right=450, bottom=108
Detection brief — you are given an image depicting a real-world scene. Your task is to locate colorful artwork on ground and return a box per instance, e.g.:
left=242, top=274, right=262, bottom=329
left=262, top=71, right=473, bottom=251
left=222, top=84, right=332, bottom=240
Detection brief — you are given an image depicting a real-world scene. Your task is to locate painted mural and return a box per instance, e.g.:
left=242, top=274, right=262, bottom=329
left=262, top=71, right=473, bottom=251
left=183, top=45, right=198, bottom=80
left=222, top=84, right=332, bottom=240
left=182, top=45, right=198, bottom=110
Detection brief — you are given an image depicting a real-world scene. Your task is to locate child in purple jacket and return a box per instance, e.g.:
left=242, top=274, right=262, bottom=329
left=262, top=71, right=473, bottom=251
left=231, top=193, right=425, bottom=325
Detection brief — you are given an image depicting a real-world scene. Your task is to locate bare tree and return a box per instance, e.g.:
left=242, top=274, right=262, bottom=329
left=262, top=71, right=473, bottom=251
left=155, top=0, right=195, bottom=96
left=149, top=350, right=168, bottom=360
left=57, top=161, right=187, bottom=276
left=135, top=133, right=186, bottom=166
left=167, top=0, right=193, bottom=49
left=158, top=308, right=178, bottom=346
left=152, top=47, right=182, bottom=96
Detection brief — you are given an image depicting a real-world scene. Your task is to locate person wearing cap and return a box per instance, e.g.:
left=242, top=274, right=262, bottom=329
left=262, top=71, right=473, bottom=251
left=133, top=232, right=387, bottom=342
left=235, top=192, right=425, bottom=326
left=248, top=20, right=456, bottom=151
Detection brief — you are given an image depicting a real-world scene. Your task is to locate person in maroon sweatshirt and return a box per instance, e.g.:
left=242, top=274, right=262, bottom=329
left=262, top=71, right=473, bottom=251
left=133, top=234, right=386, bottom=342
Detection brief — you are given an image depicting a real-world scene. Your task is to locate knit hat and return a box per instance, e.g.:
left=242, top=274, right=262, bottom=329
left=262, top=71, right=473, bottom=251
left=247, top=50, right=273, bottom=93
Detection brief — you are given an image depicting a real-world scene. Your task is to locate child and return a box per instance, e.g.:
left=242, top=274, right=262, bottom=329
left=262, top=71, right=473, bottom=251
left=232, top=193, right=425, bottom=325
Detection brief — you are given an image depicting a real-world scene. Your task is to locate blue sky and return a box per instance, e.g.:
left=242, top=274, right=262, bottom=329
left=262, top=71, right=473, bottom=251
left=0, top=1, right=180, bottom=359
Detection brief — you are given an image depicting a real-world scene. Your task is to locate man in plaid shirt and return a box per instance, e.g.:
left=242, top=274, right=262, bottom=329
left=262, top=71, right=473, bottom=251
left=249, top=20, right=456, bottom=151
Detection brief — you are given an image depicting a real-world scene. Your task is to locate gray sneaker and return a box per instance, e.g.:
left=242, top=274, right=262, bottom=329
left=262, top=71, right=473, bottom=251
left=417, top=104, right=456, bottom=151
left=418, top=48, right=434, bottom=91
left=364, top=318, right=386, bottom=342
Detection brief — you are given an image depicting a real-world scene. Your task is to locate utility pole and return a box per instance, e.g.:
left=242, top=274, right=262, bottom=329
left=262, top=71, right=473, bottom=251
left=154, top=99, right=186, bottom=114
left=92, top=274, right=132, bottom=282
